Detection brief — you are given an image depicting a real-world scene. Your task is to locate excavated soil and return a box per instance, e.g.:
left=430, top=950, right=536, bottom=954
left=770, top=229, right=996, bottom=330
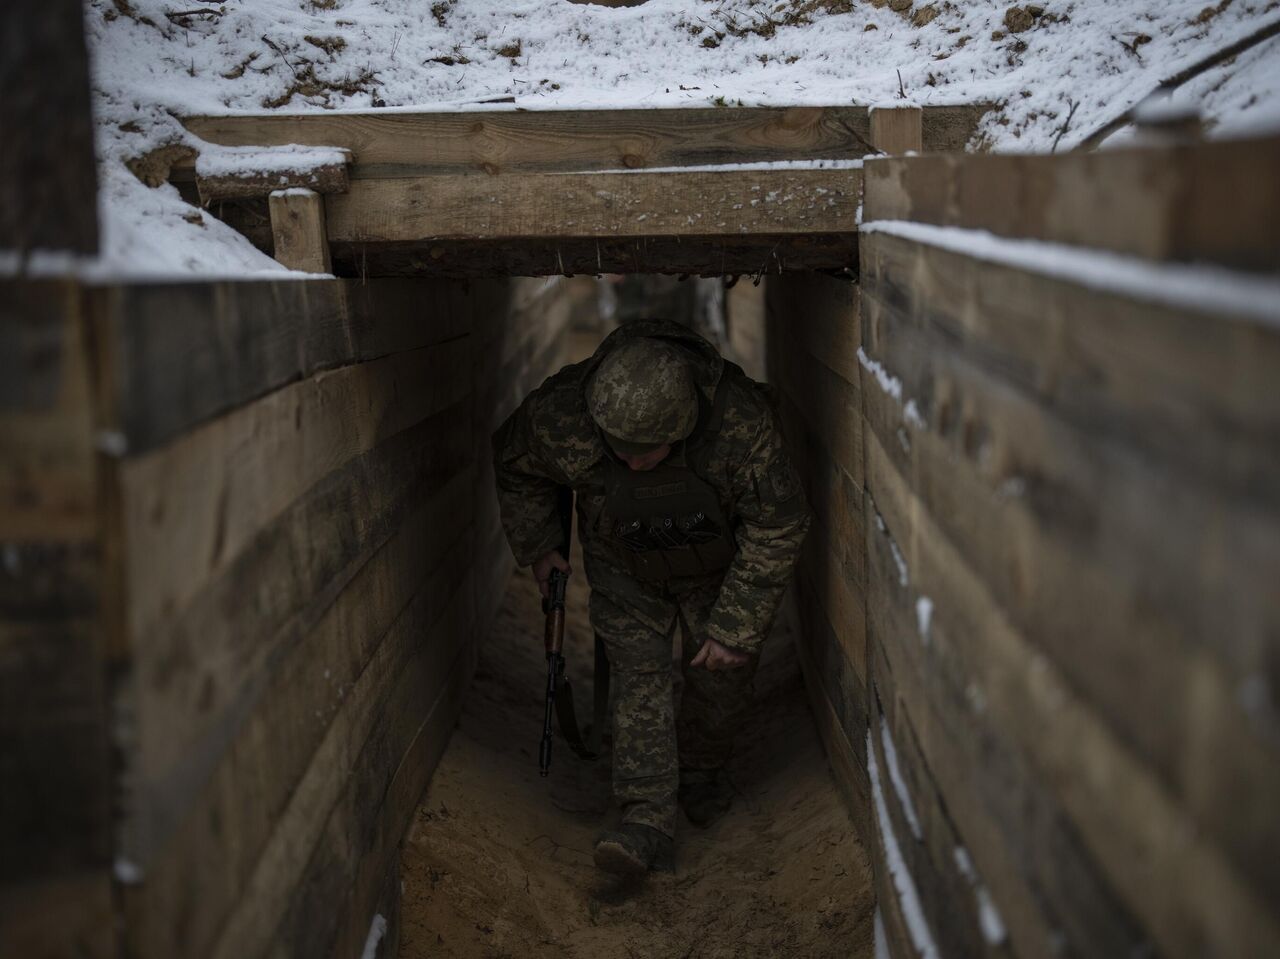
left=399, top=554, right=875, bottom=959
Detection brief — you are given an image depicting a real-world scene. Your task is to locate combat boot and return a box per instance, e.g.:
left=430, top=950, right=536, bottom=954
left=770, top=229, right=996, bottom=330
left=593, top=823, right=674, bottom=876
left=678, top=770, right=734, bottom=828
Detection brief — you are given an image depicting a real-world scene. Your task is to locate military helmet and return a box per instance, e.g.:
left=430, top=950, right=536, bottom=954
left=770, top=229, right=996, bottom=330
left=587, top=338, right=698, bottom=452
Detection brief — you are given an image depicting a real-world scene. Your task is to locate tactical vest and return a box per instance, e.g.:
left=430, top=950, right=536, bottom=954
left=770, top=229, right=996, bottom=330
left=601, top=361, right=743, bottom=582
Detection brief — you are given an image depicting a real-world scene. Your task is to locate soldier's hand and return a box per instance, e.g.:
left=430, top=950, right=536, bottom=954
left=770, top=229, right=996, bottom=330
left=532, top=550, right=572, bottom=599
left=690, top=638, right=751, bottom=671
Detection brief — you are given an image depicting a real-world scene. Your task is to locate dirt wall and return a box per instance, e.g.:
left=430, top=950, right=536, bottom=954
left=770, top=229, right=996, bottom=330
left=0, top=275, right=572, bottom=959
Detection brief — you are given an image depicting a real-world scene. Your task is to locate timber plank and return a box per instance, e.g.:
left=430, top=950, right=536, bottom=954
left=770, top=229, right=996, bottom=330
left=329, top=232, right=860, bottom=278
left=254, top=589, right=476, bottom=959
left=125, top=469, right=474, bottom=959
left=862, top=135, right=1280, bottom=271
left=0, top=282, right=98, bottom=540
left=325, top=168, right=862, bottom=242
left=93, top=277, right=471, bottom=453
left=870, top=686, right=1014, bottom=959
left=864, top=422, right=1280, bottom=959
left=861, top=230, right=1280, bottom=516
left=861, top=256, right=1280, bottom=898
left=865, top=468, right=1141, bottom=959
left=119, top=405, right=472, bottom=868
left=183, top=106, right=988, bottom=175
left=120, top=338, right=471, bottom=651
left=269, top=189, right=332, bottom=273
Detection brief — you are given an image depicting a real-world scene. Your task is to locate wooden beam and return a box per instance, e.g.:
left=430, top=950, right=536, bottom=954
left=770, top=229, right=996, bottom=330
left=869, top=106, right=923, bottom=155
left=862, top=134, right=1280, bottom=272
left=269, top=189, right=332, bottom=273
left=183, top=106, right=990, bottom=177
left=325, top=168, right=861, bottom=242
left=329, top=233, right=858, bottom=278
left=196, top=151, right=350, bottom=204
left=0, top=0, right=98, bottom=254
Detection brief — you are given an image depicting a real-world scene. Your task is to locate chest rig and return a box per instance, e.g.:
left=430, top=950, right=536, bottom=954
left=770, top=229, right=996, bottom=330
left=601, top=362, right=743, bottom=582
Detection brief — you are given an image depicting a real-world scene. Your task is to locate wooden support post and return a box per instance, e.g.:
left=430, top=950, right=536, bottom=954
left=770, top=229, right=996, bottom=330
left=870, top=106, right=923, bottom=155
left=269, top=189, right=332, bottom=274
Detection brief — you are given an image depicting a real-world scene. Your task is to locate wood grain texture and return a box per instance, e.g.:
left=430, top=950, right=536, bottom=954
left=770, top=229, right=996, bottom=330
left=269, top=189, right=332, bottom=273
left=863, top=134, right=1280, bottom=271
left=92, top=278, right=470, bottom=453
left=869, top=107, right=923, bottom=155
left=325, top=168, right=862, bottom=242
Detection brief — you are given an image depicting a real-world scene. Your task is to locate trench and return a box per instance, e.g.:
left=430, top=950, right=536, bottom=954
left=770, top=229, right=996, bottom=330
left=396, top=318, right=876, bottom=959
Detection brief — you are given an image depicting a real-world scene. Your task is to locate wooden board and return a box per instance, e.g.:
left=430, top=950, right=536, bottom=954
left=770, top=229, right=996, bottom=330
left=0, top=0, right=98, bottom=253
left=198, top=155, right=349, bottom=203
left=183, top=105, right=989, bottom=177
left=123, top=470, right=474, bottom=959
left=862, top=134, right=1280, bottom=272
left=91, top=278, right=471, bottom=453
left=117, top=404, right=473, bottom=868
left=325, top=168, right=862, bottom=242
left=329, top=232, right=860, bottom=278
left=269, top=189, right=332, bottom=273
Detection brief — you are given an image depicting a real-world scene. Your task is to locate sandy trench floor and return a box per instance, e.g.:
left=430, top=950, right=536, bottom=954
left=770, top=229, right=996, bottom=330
left=398, top=551, right=875, bottom=959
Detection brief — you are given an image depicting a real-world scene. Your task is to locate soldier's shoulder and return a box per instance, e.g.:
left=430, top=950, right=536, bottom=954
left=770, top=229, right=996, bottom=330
left=523, top=360, right=603, bottom=471
left=719, top=370, right=777, bottom=440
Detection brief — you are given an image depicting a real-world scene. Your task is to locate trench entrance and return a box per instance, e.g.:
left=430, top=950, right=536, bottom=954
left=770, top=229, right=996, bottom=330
left=396, top=293, right=874, bottom=959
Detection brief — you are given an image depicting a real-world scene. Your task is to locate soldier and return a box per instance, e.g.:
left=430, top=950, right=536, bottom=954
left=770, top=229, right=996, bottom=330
left=492, top=318, right=810, bottom=877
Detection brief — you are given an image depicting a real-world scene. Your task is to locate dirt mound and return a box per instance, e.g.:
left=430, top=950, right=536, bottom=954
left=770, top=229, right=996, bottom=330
left=399, top=559, right=874, bottom=959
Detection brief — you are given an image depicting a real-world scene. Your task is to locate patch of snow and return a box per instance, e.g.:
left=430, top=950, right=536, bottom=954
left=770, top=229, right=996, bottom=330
left=113, top=857, right=144, bottom=885
left=857, top=347, right=904, bottom=401
left=861, top=220, right=1280, bottom=330
left=874, top=908, right=891, bottom=959
left=360, top=913, right=388, bottom=959
left=915, top=597, right=934, bottom=644
left=194, top=144, right=349, bottom=178
left=953, top=846, right=1010, bottom=947
left=880, top=716, right=924, bottom=841
left=867, top=730, right=940, bottom=959
left=903, top=399, right=927, bottom=430
left=889, top=539, right=910, bottom=589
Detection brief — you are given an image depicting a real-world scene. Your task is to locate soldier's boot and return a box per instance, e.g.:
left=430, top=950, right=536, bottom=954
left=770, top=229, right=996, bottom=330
left=678, top=769, right=734, bottom=828
left=593, top=823, right=675, bottom=877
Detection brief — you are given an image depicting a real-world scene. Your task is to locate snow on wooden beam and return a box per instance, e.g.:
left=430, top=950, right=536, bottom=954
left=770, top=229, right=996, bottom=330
left=182, top=104, right=990, bottom=176
left=324, top=167, right=862, bottom=244
left=192, top=146, right=352, bottom=203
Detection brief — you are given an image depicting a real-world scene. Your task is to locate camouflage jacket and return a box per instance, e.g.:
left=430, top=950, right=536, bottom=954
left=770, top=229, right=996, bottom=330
left=492, top=319, right=810, bottom=654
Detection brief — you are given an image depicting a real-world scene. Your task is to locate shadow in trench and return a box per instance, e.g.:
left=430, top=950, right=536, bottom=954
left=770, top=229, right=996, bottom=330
left=398, top=549, right=876, bottom=959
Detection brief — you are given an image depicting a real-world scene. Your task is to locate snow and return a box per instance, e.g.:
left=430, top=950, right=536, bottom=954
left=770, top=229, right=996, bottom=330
left=194, top=144, right=350, bottom=178
left=874, top=909, right=892, bottom=959
left=953, top=846, right=1010, bottom=947
left=113, top=857, right=144, bottom=884
left=867, top=729, right=941, bottom=959
left=915, top=596, right=934, bottom=643
left=8, top=1, right=1274, bottom=274
left=880, top=716, right=924, bottom=841
left=360, top=913, right=388, bottom=959
left=861, top=219, right=1280, bottom=329
left=857, top=346, right=904, bottom=401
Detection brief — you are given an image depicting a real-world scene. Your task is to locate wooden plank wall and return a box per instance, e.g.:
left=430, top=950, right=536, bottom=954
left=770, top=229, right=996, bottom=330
left=1, top=274, right=570, bottom=959
left=766, top=134, right=1280, bottom=959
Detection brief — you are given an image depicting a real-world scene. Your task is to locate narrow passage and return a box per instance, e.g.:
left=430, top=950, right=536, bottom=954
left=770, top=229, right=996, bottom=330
left=399, top=550, right=875, bottom=958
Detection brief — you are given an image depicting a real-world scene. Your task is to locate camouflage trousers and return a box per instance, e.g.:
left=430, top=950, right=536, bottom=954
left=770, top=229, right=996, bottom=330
left=589, top=574, right=759, bottom=838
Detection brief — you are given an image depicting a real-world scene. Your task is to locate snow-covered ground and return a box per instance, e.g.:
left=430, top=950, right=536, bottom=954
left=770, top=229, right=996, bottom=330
left=53, top=0, right=1280, bottom=273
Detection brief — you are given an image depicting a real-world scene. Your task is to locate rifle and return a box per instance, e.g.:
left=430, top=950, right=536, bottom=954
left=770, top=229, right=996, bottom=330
left=538, top=488, right=607, bottom=776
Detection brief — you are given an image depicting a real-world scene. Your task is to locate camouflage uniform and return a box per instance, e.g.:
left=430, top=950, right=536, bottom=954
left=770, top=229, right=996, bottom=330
left=492, top=319, right=810, bottom=838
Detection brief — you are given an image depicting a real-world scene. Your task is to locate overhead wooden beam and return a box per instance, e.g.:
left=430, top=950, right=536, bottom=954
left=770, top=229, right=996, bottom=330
left=329, top=233, right=858, bottom=278
left=325, top=168, right=862, bottom=243
left=183, top=105, right=990, bottom=176
left=269, top=189, right=332, bottom=273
